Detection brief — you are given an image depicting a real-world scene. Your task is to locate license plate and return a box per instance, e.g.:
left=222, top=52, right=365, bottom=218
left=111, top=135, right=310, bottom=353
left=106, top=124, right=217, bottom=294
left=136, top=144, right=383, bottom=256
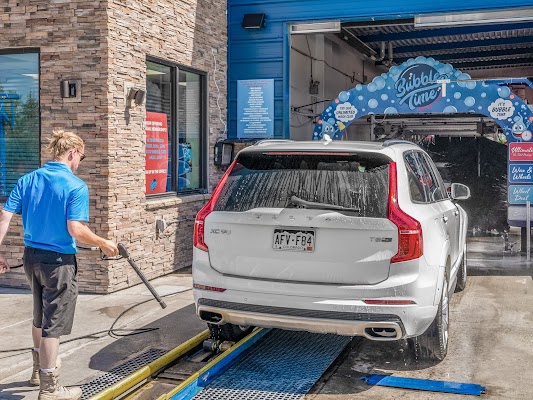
left=273, top=229, right=315, bottom=252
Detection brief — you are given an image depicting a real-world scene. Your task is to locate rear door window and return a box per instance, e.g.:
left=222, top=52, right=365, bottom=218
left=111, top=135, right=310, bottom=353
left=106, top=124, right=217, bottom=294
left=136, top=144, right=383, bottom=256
left=214, top=152, right=392, bottom=218
left=419, top=153, right=447, bottom=202
left=424, top=154, right=450, bottom=199
left=404, top=152, right=428, bottom=203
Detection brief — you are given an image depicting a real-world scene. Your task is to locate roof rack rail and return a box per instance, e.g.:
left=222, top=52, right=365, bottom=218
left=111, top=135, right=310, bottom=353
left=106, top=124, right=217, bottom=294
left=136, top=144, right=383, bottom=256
left=253, top=139, right=294, bottom=146
left=381, top=139, right=419, bottom=148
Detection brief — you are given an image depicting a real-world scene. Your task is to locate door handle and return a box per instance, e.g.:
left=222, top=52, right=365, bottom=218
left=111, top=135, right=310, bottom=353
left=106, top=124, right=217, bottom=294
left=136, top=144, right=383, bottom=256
left=442, top=216, right=449, bottom=223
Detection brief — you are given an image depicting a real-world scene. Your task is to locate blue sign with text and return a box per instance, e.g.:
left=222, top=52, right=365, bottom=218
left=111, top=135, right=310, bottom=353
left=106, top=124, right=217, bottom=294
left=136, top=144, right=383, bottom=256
left=508, top=185, right=533, bottom=204
left=237, top=79, right=274, bottom=139
left=508, top=163, right=533, bottom=183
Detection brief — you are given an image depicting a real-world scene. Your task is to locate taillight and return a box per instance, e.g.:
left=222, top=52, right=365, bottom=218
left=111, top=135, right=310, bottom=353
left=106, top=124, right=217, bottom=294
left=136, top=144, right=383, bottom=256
left=193, top=159, right=238, bottom=252
left=388, top=162, right=423, bottom=263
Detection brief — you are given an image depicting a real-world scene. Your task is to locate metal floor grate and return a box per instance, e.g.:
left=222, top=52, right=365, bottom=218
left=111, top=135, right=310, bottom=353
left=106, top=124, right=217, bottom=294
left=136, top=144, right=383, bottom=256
left=80, top=348, right=168, bottom=399
left=192, top=329, right=351, bottom=400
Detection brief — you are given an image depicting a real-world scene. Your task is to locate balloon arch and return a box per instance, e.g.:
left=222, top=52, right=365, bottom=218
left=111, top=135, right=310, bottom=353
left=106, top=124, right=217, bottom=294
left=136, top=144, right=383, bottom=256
left=313, top=56, right=533, bottom=144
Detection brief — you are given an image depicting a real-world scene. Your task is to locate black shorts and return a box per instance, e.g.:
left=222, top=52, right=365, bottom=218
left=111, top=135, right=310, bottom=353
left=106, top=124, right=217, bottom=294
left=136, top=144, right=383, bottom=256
left=23, top=247, right=78, bottom=338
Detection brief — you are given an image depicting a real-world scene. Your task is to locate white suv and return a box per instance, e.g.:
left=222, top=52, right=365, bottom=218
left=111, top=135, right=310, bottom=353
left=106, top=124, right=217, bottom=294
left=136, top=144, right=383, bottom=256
left=193, top=139, right=470, bottom=361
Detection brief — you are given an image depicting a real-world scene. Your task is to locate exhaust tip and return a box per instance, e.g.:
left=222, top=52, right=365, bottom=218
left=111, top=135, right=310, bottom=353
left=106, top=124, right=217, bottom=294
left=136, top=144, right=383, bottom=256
left=365, top=327, right=400, bottom=340
left=199, top=310, right=224, bottom=324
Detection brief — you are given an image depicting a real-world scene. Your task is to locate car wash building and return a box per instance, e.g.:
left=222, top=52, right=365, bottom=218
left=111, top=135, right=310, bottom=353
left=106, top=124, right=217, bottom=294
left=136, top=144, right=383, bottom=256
left=226, top=1, right=533, bottom=239
left=1, top=2, right=533, bottom=293
left=0, top=0, right=228, bottom=293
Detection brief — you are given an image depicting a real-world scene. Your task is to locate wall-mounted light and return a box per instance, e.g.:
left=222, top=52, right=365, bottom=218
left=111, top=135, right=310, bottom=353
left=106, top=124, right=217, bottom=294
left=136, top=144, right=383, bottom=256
left=126, top=87, right=146, bottom=108
left=242, top=13, right=266, bottom=29
left=60, top=79, right=81, bottom=102
left=415, top=7, right=533, bottom=28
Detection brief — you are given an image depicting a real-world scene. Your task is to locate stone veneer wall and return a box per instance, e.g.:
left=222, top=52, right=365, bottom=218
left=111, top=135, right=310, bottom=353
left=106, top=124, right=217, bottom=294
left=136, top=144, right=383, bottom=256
left=0, top=0, right=227, bottom=293
left=104, top=0, right=227, bottom=292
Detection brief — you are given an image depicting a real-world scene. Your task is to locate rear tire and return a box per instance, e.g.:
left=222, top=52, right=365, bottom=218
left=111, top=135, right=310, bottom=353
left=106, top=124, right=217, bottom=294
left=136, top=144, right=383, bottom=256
left=409, top=277, right=449, bottom=362
left=455, top=246, right=467, bottom=292
left=208, top=323, right=253, bottom=342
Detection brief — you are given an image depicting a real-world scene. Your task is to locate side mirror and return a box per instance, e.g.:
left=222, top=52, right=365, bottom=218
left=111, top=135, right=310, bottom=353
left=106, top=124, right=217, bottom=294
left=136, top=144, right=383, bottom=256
left=451, top=183, right=471, bottom=200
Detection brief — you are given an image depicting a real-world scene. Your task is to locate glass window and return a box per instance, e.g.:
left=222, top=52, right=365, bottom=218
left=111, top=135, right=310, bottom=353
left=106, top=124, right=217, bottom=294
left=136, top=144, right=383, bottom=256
left=404, top=152, right=428, bottom=203
left=146, top=61, right=172, bottom=195
left=419, top=152, right=446, bottom=202
left=145, top=60, right=206, bottom=195
left=0, top=51, right=40, bottom=199
left=178, top=70, right=201, bottom=192
left=425, top=155, right=451, bottom=199
left=214, top=152, right=391, bottom=218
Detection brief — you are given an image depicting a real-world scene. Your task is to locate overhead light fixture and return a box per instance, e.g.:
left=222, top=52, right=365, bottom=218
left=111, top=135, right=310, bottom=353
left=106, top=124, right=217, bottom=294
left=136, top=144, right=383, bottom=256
left=415, top=7, right=533, bottom=28
left=290, top=21, right=341, bottom=35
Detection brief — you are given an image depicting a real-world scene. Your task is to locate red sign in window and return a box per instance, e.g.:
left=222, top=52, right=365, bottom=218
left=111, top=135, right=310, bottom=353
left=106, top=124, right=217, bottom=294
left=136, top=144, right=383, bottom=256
left=145, top=112, right=169, bottom=194
left=509, top=143, right=533, bottom=162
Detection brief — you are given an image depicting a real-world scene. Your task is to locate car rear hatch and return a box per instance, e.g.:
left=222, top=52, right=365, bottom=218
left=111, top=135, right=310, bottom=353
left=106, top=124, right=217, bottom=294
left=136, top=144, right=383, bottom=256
left=205, top=151, right=397, bottom=285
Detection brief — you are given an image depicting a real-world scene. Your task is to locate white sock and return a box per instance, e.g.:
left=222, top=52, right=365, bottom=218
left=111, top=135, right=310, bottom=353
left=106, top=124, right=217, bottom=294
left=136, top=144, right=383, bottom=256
left=33, top=348, right=39, bottom=353
left=40, top=368, right=54, bottom=373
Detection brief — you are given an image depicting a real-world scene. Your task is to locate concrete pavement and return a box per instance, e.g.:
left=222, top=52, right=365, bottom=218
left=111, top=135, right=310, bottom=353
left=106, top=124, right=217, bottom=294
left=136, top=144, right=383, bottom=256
left=312, top=230, right=533, bottom=400
left=0, top=268, right=205, bottom=400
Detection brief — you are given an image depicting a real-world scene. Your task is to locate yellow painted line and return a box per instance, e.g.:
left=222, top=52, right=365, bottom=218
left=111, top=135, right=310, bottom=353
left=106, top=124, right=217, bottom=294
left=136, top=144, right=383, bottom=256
left=87, top=329, right=210, bottom=400
left=156, top=328, right=265, bottom=400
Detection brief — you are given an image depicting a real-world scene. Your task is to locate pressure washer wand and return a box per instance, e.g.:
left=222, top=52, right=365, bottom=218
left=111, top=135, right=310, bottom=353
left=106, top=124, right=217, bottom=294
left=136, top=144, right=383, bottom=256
left=117, top=243, right=167, bottom=309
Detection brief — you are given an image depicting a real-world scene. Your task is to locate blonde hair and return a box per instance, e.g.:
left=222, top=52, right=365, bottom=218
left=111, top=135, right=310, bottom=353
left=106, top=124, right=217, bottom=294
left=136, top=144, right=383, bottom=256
left=47, top=129, right=84, bottom=160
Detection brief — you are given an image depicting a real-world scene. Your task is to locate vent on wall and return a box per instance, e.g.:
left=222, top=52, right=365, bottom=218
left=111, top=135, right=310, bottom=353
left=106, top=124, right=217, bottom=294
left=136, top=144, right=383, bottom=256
left=242, top=13, right=266, bottom=29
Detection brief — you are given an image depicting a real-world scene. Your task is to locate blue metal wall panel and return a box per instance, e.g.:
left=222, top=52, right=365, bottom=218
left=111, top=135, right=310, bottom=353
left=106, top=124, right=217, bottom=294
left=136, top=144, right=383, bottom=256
left=228, top=1, right=533, bottom=138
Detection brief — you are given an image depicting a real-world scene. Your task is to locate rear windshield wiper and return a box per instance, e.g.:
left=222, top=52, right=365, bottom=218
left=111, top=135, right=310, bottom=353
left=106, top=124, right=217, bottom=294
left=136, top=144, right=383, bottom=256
left=290, top=195, right=360, bottom=213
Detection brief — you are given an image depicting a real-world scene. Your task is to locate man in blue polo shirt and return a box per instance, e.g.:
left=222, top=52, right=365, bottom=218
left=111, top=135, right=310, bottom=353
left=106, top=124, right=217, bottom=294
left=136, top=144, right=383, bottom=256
left=0, top=130, right=118, bottom=400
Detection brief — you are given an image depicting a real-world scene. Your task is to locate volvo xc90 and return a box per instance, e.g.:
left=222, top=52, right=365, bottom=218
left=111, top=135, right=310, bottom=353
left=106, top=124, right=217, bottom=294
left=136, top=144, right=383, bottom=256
left=193, top=139, right=470, bottom=361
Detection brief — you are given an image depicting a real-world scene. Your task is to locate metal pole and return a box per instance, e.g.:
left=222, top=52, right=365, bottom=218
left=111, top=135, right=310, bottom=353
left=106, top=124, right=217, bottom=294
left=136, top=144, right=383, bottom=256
left=527, top=201, right=530, bottom=261
left=118, top=243, right=167, bottom=309
left=370, top=114, right=375, bottom=141
left=477, top=147, right=481, bottom=177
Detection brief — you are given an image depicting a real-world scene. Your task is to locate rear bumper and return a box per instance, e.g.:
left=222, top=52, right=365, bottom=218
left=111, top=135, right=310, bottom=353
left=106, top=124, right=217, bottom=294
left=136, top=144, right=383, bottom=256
left=193, top=248, right=440, bottom=339
left=197, top=298, right=405, bottom=340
